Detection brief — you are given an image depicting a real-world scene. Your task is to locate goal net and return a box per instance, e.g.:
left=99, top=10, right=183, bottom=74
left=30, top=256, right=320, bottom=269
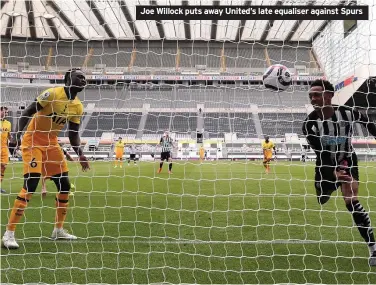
left=1, top=0, right=376, bottom=284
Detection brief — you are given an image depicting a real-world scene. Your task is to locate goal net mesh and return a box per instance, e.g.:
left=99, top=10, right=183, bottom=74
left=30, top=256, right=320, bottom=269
left=1, top=1, right=376, bottom=284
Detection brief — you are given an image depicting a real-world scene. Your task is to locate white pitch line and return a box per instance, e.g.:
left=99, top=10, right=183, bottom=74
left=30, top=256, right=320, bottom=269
left=17, top=239, right=357, bottom=245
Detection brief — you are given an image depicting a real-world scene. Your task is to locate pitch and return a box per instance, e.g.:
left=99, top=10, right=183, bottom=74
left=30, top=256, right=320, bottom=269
left=1, top=160, right=376, bottom=284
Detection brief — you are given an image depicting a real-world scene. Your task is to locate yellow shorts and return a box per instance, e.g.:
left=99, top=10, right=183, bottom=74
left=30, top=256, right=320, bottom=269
left=22, top=144, right=68, bottom=177
left=264, top=152, right=273, bottom=161
left=0, top=147, right=9, bottom=165
left=115, top=150, right=124, bottom=159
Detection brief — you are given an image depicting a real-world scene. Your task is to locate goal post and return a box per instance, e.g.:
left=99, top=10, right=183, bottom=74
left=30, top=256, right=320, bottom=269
left=1, top=1, right=376, bottom=284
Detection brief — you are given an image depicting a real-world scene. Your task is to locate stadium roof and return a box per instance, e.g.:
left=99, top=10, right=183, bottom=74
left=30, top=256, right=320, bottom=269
left=1, top=0, right=344, bottom=43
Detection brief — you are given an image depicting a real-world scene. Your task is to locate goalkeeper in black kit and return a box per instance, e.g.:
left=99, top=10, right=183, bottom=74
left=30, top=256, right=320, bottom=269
left=302, top=79, right=376, bottom=266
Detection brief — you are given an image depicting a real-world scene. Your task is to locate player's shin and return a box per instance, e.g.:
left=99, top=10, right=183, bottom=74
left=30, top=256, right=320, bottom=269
left=7, top=188, right=33, bottom=231
left=169, top=162, right=172, bottom=171
left=346, top=200, right=376, bottom=250
left=1, top=164, right=5, bottom=182
left=160, top=162, right=163, bottom=169
left=263, top=161, right=267, bottom=169
left=55, top=192, right=69, bottom=229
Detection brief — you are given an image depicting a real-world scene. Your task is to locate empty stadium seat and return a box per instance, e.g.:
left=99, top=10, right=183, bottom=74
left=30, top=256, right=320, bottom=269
left=82, top=112, right=142, bottom=137
left=143, top=112, right=172, bottom=134
left=204, top=112, right=230, bottom=138
left=260, top=113, right=307, bottom=136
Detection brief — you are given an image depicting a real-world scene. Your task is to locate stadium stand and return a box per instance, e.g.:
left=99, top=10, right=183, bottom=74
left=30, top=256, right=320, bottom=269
left=2, top=86, right=42, bottom=105
left=81, top=112, right=142, bottom=137
left=229, top=113, right=258, bottom=137
left=170, top=112, right=198, bottom=134
left=0, top=40, right=318, bottom=143
left=1, top=42, right=312, bottom=71
left=268, top=47, right=311, bottom=68
left=143, top=112, right=173, bottom=134
left=259, top=113, right=307, bottom=136
left=204, top=112, right=231, bottom=138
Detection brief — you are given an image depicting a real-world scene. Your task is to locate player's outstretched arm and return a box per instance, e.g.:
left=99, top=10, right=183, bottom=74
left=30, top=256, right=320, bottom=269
left=68, top=121, right=90, bottom=171
left=11, top=101, right=43, bottom=147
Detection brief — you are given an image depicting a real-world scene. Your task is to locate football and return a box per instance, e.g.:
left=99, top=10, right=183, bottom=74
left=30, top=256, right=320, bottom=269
left=263, top=64, right=292, bottom=91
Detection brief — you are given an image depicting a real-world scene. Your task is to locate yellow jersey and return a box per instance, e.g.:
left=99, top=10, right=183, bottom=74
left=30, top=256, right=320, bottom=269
left=262, top=140, right=275, bottom=154
left=115, top=141, right=125, bottom=150
left=24, top=87, right=83, bottom=146
left=0, top=119, right=11, bottom=148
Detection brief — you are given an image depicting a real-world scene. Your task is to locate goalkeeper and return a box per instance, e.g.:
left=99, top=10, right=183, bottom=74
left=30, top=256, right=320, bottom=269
left=302, top=79, right=376, bottom=266
left=2, top=68, right=90, bottom=249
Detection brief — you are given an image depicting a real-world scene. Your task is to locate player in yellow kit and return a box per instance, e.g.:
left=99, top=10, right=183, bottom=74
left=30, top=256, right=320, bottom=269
left=0, top=106, right=11, bottom=194
left=262, top=135, right=277, bottom=174
left=199, top=146, right=205, bottom=162
left=2, top=69, right=90, bottom=249
left=41, top=147, right=76, bottom=198
left=114, top=137, right=125, bottom=168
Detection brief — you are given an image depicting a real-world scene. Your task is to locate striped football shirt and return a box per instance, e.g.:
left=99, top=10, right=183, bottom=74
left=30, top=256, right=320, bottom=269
left=128, top=145, right=136, bottom=155
left=160, top=136, right=173, bottom=152
left=302, top=105, right=376, bottom=166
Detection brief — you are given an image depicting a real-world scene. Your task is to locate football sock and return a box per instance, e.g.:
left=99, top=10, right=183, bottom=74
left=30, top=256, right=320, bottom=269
left=169, top=162, right=172, bottom=171
left=346, top=200, right=376, bottom=247
left=41, top=178, right=46, bottom=189
left=55, top=193, right=69, bottom=229
left=1, top=164, right=5, bottom=184
left=160, top=162, right=163, bottom=169
left=369, top=244, right=376, bottom=254
left=7, top=188, right=32, bottom=231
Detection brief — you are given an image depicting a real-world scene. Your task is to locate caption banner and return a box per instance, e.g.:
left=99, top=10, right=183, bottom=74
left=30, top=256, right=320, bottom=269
left=136, top=5, right=368, bottom=20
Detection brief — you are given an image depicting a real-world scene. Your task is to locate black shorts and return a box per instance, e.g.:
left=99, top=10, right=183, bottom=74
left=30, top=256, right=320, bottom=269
left=129, top=154, right=136, bottom=160
left=160, top=151, right=171, bottom=161
left=314, top=154, right=359, bottom=205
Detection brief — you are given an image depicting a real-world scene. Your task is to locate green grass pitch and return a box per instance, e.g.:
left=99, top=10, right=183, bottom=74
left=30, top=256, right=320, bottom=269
left=1, top=160, right=376, bottom=284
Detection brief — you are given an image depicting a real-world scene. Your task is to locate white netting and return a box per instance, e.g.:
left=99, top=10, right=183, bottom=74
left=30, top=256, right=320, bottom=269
left=1, top=1, right=376, bottom=284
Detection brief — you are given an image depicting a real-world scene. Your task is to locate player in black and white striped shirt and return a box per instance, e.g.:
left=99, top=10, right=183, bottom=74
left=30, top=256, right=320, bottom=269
left=127, top=144, right=137, bottom=165
left=157, top=131, right=174, bottom=174
left=302, top=79, right=376, bottom=265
